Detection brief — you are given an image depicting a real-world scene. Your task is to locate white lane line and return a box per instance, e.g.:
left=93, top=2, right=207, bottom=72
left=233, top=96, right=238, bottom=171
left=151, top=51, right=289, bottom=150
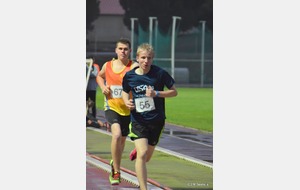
left=87, top=127, right=213, bottom=168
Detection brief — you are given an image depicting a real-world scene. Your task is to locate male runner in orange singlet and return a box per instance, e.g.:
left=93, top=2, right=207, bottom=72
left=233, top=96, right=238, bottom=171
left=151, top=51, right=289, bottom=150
left=96, top=38, right=139, bottom=185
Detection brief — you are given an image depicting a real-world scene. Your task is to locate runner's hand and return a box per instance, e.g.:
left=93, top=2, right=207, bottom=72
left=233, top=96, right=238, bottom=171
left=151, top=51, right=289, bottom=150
left=125, top=99, right=135, bottom=110
left=102, top=85, right=111, bottom=96
left=145, top=86, right=155, bottom=97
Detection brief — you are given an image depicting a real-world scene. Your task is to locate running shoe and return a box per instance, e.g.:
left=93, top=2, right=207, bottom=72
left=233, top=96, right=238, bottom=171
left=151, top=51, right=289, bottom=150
left=109, top=160, right=121, bottom=185
left=109, top=171, right=121, bottom=185
left=110, top=160, right=114, bottom=174
left=129, top=148, right=137, bottom=161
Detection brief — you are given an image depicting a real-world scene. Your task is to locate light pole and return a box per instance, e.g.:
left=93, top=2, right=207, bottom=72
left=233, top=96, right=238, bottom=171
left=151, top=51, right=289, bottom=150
left=149, top=17, right=157, bottom=45
left=171, top=16, right=181, bottom=79
left=130, top=18, right=138, bottom=60
left=199, top=21, right=206, bottom=87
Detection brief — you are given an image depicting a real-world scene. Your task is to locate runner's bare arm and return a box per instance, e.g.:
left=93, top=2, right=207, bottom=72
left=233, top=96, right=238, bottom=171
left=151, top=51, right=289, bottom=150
left=154, top=85, right=178, bottom=98
left=96, top=63, right=110, bottom=95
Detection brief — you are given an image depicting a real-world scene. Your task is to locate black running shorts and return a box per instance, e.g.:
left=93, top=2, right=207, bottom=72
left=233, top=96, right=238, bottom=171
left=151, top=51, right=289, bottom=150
left=105, top=110, right=130, bottom=136
left=128, top=120, right=165, bottom=146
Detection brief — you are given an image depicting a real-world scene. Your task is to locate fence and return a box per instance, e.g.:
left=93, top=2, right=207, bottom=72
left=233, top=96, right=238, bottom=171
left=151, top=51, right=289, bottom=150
left=87, top=16, right=213, bottom=87
left=130, top=17, right=213, bottom=87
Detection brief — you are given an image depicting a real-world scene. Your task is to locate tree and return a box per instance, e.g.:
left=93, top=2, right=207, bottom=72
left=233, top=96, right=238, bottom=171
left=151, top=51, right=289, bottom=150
left=86, top=0, right=100, bottom=35
left=119, top=0, right=213, bottom=34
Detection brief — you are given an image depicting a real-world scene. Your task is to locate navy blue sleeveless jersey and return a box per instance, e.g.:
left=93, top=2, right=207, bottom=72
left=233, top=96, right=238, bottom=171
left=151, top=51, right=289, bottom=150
left=122, top=65, right=175, bottom=124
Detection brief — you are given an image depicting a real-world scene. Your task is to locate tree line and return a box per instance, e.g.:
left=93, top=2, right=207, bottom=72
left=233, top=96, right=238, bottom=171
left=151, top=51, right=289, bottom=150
left=86, top=0, right=213, bottom=35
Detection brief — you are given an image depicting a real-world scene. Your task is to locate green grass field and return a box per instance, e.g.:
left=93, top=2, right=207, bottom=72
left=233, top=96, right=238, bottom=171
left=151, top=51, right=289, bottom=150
left=86, top=129, right=213, bottom=190
left=96, top=87, right=213, bottom=132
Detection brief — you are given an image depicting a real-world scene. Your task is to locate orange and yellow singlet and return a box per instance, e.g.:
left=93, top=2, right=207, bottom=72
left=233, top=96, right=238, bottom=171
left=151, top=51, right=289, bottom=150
left=104, top=60, right=133, bottom=116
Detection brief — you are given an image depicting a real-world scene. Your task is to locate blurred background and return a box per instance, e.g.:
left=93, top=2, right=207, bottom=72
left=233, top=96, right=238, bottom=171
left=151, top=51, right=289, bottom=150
left=86, top=0, right=213, bottom=87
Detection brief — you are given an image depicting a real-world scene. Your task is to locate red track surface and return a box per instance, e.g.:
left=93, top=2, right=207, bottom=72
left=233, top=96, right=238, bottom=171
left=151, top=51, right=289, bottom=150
left=86, top=162, right=139, bottom=190
left=87, top=153, right=172, bottom=190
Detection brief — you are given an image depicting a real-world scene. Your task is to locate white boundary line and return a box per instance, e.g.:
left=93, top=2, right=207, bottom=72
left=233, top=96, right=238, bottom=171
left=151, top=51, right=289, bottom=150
left=87, top=127, right=213, bottom=169
left=155, top=146, right=213, bottom=168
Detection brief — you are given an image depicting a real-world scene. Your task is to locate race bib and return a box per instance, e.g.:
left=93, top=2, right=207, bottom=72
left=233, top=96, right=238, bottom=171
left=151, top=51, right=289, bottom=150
left=110, top=85, right=123, bottom=98
left=135, top=97, right=156, bottom=113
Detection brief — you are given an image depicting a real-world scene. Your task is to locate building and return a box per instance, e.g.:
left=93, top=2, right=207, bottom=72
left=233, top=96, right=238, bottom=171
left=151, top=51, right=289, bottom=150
left=86, top=0, right=130, bottom=64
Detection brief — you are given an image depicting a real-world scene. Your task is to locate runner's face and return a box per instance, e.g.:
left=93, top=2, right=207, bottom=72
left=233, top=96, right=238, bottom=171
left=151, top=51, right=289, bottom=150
left=115, top=43, right=130, bottom=60
left=137, top=51, right=153, bottom=71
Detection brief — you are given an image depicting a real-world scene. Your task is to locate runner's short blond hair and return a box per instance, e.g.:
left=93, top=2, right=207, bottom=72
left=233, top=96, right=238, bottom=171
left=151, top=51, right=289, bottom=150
left=136, top=43, right=154, bottom=57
